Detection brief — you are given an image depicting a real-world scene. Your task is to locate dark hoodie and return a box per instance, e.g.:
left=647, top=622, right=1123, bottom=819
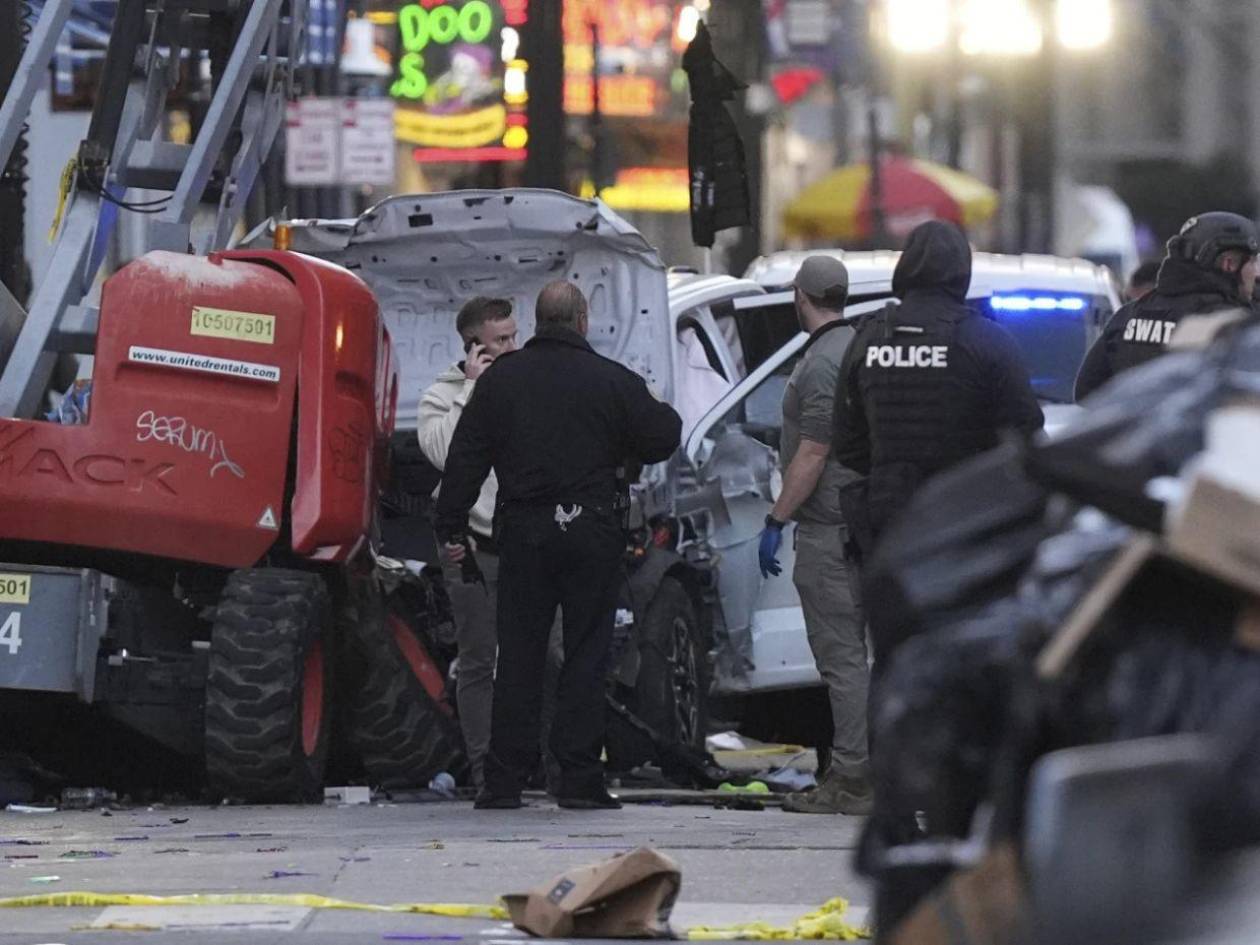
left=833, top=221, right=1044, bottom=540
left=891, top=219, right=973, bottom=302
left=1075, top=255, right=1247, bottom=400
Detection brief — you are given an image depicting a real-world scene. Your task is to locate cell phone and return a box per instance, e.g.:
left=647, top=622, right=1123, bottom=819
left=464, top=338, right=475, bottom=354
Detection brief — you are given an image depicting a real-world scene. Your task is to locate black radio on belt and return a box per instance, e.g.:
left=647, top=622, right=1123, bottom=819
left=449, top=532, right=486, bottom=589
left=614, top=464, right=638, bottom=532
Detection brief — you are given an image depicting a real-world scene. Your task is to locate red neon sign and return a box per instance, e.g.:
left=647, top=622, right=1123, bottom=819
left=565, top=75, right=658, bottom=117
left=501, top=0, right=528, bottom=26
left=563, top=0, right=671, bottom=48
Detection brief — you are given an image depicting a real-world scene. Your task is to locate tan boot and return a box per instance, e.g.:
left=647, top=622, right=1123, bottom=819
left=782, top=769, right=874, bottom=815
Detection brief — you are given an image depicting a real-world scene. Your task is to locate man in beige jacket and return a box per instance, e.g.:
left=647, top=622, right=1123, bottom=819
left=417, top=296, right=517, bottom=788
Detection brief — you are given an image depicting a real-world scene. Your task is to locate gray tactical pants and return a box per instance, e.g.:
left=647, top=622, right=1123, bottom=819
left=443, top=549, right=499, bottom=789
left=792, top=520, right=870, bottom=777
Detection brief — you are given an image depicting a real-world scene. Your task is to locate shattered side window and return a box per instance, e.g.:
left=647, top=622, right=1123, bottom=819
left=708, top=304, right=749, bottom=380
left=703, top=354, right=800, bottom=453
left=730, top=301, right=799, bottom=373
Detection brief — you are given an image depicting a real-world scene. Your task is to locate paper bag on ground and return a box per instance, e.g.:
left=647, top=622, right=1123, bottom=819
left=504, top=846, right=681, bottom=938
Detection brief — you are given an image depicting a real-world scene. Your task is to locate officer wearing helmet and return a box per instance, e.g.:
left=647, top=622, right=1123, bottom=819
left=1075, top=212, right=1259, bottom=400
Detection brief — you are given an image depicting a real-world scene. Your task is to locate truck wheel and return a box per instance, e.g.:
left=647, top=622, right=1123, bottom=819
left=347, top=590, right=466, bottom=789
left=637, top=578, right=709, bottom=758
left=205, top=569, right=332, bottom=803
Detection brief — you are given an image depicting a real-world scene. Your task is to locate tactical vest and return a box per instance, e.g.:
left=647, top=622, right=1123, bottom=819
left=856, top=304, right=999, bottom=480
left=1110, top=289, right=1237, bottom=376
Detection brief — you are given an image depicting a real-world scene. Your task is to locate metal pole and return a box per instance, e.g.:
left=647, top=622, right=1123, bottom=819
left=1017, top=0, right=1055, bottom=253
left=162, top=0, right=286, bottom=225
left=866, top=2, right=886, bottom=248
left=590, top=20, right=604, bottom=196
left=945, top=0, right=963, bottom=168
left=524, top=0, right=566, bottom=190
left=708, top=0, right=764, bottom=273
left=0, top=0, right=28, bottom=305
left=0, top=0, right=73, bottom=174
left=83, top=0, right=149, bottom=159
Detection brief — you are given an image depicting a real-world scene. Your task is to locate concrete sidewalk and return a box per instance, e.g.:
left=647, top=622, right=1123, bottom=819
left=0, top=798, right=869, bottom=942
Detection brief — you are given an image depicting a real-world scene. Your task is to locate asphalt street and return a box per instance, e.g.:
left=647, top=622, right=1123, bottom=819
left=0, top=795, right=870, bottom=943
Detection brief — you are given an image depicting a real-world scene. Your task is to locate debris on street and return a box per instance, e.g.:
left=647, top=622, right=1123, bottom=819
left=504, top=847, right=681, bottom=938
left=324, top=786, right=372, bottom=806
left=687, top=898, right=870, bottom=941
left=0, top=891, right=507, bottom=919
left=60, top=788, right=116, bottom=810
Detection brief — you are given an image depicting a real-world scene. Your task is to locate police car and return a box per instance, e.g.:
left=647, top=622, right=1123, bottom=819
left=668, top=250, right=1120, bottom=721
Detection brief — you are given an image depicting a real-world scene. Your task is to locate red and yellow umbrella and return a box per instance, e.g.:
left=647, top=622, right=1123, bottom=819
left=783, top=156, right=999, bottom=243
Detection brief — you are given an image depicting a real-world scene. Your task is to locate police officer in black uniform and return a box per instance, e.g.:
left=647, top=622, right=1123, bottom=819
left=1075, top=212, right=1259, bottom=400
left=833, top=220, right=1044, bottom=609
left=436, top=280, right=682, bottom=810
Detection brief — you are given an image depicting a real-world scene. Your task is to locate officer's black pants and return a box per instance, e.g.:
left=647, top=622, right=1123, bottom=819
left=483, top=505, right=623, bottom=799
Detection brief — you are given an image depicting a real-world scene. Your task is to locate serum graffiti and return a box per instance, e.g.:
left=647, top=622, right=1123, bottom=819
left=136, top=411, right=246, bottom=480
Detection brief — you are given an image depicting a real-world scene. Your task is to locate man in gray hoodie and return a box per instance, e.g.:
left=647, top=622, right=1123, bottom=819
left=418, top=296, right=518, bottom=788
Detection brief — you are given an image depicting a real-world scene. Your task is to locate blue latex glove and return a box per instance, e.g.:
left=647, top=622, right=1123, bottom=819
left=759, top=525, right=784, bottom=578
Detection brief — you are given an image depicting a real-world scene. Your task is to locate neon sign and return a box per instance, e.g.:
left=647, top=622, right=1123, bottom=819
left=565, top=75, right=658, bottom=118
left=564, top=0, right=672, bottom=49
left=386, top=0, right=526, bottom=158
left=580, top=167, right=690, bottom=212
left=391, top=0, right=497, bottom=101
left=399, top=1, right=494, bottom=51
left=561, top=0, right=687, bottom=118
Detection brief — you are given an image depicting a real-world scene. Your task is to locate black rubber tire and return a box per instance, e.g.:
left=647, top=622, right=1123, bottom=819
left=205, top=569, right=332, bottom=803
left=636, top=577, right=710, bottom=758
left=345, top=583, right=466, bottom=789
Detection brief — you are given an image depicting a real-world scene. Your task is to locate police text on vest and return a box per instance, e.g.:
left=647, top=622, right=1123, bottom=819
left=866, top=345, right=949, bottom=368
left=1122, top=318, right=1177, bottom=345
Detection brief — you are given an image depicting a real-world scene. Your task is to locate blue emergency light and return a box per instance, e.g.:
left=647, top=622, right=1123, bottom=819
left=989, top=294, right=1088, bottom=313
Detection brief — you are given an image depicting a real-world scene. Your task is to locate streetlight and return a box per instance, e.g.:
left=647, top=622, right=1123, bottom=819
left=883, top=0, right=1114, bottom=252
left=886, top=0, right=949, bottom=54
left=1056, top=0, right=1113, bottom=52
left=885, top=0, right=1112, bottom=56
left=957, top=0, right=1042, bottom=57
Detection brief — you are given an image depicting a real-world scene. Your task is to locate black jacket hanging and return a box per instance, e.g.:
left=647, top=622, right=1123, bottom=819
left=683, top=22, right=750, bottom=249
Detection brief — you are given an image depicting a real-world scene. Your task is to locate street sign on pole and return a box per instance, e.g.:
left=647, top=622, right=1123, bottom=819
left=285, top=98, right=340, bottom=187
left=785, top=0, right=829, bottom=47
left=341, top=98, right=396, bottom=186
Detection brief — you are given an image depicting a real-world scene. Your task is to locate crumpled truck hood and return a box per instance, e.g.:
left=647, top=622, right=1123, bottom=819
left=262, top=189, right=671, bottom=429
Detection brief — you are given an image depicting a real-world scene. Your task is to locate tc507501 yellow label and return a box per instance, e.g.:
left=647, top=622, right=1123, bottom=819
left=0, top=574, right=31, bottom=605
left=191, top=307, right=276, bottom=345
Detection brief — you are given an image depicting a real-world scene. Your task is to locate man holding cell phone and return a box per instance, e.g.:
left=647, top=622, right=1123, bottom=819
left=417, top=296, right=518, bottom=789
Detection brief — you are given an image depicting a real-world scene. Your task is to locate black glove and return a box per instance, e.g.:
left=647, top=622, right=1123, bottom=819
left=450, top=533, right=486, bottom=589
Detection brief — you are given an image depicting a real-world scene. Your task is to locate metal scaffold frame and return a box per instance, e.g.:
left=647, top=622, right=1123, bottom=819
left=0, top=0, right=307, bottom=418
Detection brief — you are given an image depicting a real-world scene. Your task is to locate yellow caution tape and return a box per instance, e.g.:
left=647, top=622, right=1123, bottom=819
left=48, top=157, right=78, bottom=242
left=687, top=897, right=871, bottom=941
left=0, top=891, right=507, bottom=920
left=0, top=890, right=866, bottom=938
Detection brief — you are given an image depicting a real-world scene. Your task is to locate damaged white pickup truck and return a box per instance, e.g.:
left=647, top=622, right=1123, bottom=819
left=262, top=189, right=1122, bottom=764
